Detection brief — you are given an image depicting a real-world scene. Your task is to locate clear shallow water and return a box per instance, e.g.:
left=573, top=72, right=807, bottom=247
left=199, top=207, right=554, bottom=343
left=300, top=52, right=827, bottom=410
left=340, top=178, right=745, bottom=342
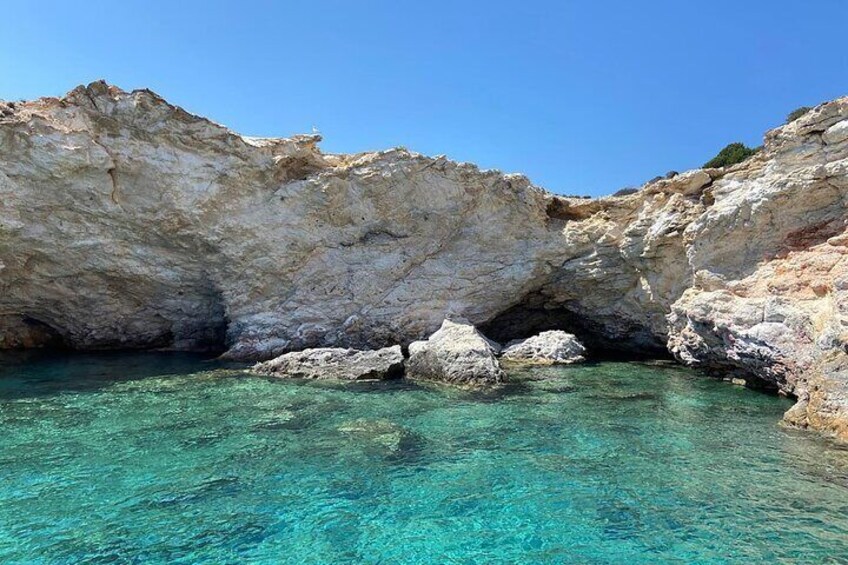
left=2, top=354, right=848, bottom=563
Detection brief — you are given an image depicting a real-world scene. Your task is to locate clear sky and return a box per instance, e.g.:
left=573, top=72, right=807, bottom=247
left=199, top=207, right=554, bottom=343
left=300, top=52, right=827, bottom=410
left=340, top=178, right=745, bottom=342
left=2, top=1, right=847, bottom=196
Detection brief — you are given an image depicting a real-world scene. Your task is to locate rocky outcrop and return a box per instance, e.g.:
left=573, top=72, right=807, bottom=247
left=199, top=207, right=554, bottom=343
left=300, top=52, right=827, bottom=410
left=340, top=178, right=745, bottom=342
left=406, top=320, right=505, bottom=385
left=501, top=331, right=586, bottom=365
left=1, top=82, right=847, bottom=439
left=783, top=352, right=848, bottom=439
left=253, top=346, right=404, bottom=380
left=0, top=82, right=560, bottom=359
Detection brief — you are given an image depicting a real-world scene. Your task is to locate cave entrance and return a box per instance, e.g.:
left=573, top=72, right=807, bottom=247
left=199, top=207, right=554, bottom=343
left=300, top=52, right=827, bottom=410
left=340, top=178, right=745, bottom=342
left=480, top=294, right=672, bottom=361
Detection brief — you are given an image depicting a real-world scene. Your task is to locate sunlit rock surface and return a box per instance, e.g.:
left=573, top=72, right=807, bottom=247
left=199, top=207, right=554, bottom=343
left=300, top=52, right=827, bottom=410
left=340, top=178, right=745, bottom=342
left=406, top=319, right=505, bottom=385
left=252, top=346, right=404, bottom=381
left=501, top=330, right=586, bottom=365
left=1, top=82, right=846, bottom=438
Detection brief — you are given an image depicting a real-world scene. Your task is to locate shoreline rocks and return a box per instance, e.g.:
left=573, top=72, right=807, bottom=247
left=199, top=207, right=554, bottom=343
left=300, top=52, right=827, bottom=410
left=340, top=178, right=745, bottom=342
left=252, top=346, right=404, bottom=381
left=501, top=331, right=586, bottom=365
left=2, top=81, right=848, bottom=440
left=406, top=320, right=506, bottom=385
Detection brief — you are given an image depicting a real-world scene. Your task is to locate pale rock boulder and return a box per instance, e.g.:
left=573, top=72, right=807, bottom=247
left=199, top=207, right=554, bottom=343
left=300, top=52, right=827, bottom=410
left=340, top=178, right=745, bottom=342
left=823, top=119, right=848, bottom=145
left=406, top=319, right=505, bottom=385
left=501, top=330, right=586, bottom=365
left=252, top=346, right=404, bottom=381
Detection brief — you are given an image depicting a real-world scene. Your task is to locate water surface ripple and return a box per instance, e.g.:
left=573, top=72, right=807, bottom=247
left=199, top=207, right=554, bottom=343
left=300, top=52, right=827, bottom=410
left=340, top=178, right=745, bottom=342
left=1, top=353, right=848, bottom=563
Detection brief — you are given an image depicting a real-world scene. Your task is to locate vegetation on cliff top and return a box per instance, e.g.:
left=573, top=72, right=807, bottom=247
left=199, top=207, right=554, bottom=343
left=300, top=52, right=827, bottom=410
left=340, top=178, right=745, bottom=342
left=786, top=106, right=813, bottom=123
left=612, top=104, right=815, bottom=196
left=703, top=142, right=760, bottom=169
left=612, top=187, right=640, bottom=197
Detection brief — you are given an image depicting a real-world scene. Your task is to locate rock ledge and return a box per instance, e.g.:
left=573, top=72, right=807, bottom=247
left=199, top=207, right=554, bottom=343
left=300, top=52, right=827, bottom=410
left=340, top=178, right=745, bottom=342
left=253, top=346, right=404, bottom=381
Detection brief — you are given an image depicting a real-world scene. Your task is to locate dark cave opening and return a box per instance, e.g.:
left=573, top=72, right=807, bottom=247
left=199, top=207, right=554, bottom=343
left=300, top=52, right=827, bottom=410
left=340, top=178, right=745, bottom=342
left=480, top=299, right=673, bottom=361
left=480, top=300, right=791, bottom=399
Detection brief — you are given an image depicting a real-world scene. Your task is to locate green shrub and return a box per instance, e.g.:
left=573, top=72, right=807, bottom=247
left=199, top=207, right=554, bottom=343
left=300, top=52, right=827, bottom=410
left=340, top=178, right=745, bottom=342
left=703, top=142, right=759, bottom=169
left=786, top=106, right=812, bottom=123
left=613, top=187, right=639, bottom=197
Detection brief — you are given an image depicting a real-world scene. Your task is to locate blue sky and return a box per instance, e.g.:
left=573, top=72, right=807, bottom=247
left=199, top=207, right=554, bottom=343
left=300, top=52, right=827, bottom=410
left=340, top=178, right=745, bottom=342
left=2, top=1, right=847, bottom=196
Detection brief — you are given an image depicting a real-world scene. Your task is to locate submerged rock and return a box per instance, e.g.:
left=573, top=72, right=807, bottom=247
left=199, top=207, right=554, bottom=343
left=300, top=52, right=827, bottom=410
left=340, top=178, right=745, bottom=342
left=252, top=346, right=404, bottom=381
left=501, top=330, right=586, bottom=365
left=338, top=418, right=420, bottom=453
left=406, top=319, right=505, bottom=385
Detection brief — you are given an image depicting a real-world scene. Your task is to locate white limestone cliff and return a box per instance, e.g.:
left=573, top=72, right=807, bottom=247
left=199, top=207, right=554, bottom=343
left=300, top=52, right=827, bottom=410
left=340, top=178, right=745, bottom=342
left=1, top=82, right=846, bottom=439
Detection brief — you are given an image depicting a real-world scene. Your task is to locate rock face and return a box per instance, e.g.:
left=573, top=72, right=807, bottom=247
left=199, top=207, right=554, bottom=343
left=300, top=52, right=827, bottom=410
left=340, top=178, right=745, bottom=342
left=1, top=81, right=847, bottom=439
left=406, top=320, right=505, bottom=385
left=0, top=82, right=559, bottom=359
left=501, top=331, right=586, bottom=365
left=253, top=346, right=404, bottom=380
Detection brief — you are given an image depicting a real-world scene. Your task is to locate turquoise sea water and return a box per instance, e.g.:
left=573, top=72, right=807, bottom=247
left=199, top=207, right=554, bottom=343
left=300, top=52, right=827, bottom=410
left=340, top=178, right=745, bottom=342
left=2, top=353, right=848, bottom=563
